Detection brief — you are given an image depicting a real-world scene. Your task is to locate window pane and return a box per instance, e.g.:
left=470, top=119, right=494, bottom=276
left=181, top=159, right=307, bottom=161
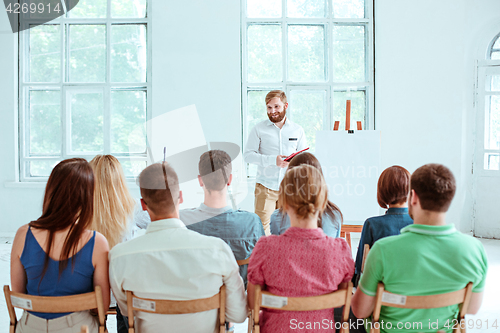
left=111, top=0, right=147, bottom=18
left=111, top=25, right=147, bottom=83
left=70, top=91, right=104, bottom=152
left=485, top=95, right=500, bottom=150
left=28, top=0, right=63, bottom=20
left=111, top=91, right=147, bottom=153
left=487, top=75, right=500, bottom=92
left=29, top=90, right=61, bottom=155
left=289, top=90, right=326, bottom=152
left=287, top=0, right=326, bottom=18
left=247, top=90, right=272, bottom=133
left=492, top=52, right=500, bottom=60
left=69, top=25, right=106, bottom=82
left=121, top=160, right=147, bottom=178
left=333, top=90, right=366, bottom=129
left=288, top=25, right=326, bottom=82
left=332, top=0, right=364, bottom=18
left=28, top=160, right=60, bottom=177
left=494, top=36, right=500, bottom=49
left=247, top=0, right=281, bottom=18
left=333, top=25, right=365, bottom=82
left=484, top=153, right=499, bottom=171
left=247, top=25, right=282, bottom=82
left=67, top=0, right=107, bottom=18
left=29, top=25, right=60, bottom=83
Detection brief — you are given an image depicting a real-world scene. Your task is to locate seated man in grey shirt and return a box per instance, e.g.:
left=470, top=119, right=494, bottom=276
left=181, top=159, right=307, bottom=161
left=180, top=149, right=265, bottom=287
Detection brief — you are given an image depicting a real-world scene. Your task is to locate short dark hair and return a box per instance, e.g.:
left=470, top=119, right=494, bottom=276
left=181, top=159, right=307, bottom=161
left=139, top=162, right=180, bottom=215
left=377, top=166, right=411, bottom=209
left=198, top=150, right=232, bottom=191
left=411, top=163, right=456, bottom=212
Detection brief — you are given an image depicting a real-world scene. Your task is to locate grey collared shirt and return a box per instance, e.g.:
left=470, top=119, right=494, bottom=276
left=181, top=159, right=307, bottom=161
left=180, top=204, right=265, bottom=286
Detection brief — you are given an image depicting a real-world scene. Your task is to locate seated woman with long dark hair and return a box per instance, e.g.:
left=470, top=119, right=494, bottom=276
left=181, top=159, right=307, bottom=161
left=270, top=152, right=343, bottom=237
left=247, top=164, right=354, bottom=332
left=10, top=158, right=110, bottom=333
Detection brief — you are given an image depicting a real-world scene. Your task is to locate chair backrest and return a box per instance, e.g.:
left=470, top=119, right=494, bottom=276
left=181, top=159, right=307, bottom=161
left=237, top=258, right=249, bottom=266
left=126, top=285, right=226, bottom=333
left=370, top=282, right=473, bottom=333
left=361, top=244, right=370, bottom=273
left=251, top=282, right=353, bottom=333
left=3, top=285, right=106, bottom=333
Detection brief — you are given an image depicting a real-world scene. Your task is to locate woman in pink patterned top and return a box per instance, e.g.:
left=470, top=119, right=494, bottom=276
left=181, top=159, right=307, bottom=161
left=247, top=164, right=354, bottom=332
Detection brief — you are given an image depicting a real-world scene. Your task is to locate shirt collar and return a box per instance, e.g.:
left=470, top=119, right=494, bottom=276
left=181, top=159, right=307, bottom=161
left=283, top=226, right=327, bottom=239
left=385, top=207, right=409, bottom=215
left=146, top=218, right=187, bottom=234
left=401, top=223, right=456, bottom=236
left=198, top=203, right=232, bottom=215
left=266, top=116, right=288, bottom=128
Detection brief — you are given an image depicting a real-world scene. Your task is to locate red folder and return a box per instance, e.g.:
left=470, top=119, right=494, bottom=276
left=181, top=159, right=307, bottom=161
left=284, top=147, right=309, bottom=162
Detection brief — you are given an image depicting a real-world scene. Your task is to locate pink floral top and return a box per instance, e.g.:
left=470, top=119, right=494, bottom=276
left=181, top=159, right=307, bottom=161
left=248, top=227, right=354, bottom=332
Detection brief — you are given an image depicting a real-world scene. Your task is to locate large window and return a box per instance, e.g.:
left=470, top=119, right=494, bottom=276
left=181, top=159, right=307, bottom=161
left=242, top=0, right=374, bottom=161
left=19, top=0, right=150, bottom=181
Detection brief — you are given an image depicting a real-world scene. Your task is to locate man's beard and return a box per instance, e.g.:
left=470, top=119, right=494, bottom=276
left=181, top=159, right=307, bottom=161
left=268, top=109, right=286, bottom=123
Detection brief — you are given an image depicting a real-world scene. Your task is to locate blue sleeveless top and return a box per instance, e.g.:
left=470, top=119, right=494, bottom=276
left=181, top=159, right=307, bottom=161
left=20, top=228, right=95, bottom=319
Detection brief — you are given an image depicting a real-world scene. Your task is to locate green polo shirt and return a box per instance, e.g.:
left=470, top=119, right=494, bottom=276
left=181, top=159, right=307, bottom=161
left=359, top=224, right=488, bottom=333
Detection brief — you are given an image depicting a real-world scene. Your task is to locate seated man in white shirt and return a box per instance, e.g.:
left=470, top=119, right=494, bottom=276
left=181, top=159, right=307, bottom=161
left=109, top=162, right=248, bottom=333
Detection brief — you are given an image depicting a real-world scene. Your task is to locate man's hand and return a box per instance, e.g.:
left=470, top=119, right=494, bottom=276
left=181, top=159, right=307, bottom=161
left=276, top=155, right=289, bottom=168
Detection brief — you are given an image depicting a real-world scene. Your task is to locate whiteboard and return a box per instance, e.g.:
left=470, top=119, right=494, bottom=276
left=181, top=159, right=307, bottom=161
left=315, top=131, right=381, bottom=225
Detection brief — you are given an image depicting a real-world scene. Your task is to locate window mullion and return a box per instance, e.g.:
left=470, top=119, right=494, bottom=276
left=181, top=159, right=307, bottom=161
left=282, top=0, right=287, bottom=90
left=105, top=0, right=112, bottom=154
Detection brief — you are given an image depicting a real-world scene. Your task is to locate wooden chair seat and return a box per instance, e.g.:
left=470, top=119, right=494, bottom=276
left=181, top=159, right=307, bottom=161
left=4, top=285, right=106, bottom=333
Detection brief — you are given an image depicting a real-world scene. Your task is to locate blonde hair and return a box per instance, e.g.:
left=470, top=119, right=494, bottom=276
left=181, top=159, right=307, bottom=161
left=89, top=155, right=135, bottom=249
left=278, top=164, right=328, bottom=220
left=265, top=90, right=287, bottom=105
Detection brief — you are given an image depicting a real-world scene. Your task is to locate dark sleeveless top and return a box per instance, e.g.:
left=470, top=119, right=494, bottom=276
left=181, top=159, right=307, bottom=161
left=20, top=228, right=95, bottom=319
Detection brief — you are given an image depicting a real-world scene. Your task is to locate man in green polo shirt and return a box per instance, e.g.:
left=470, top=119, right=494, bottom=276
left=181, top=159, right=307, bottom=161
left=351, top=163, right=487, bottom=333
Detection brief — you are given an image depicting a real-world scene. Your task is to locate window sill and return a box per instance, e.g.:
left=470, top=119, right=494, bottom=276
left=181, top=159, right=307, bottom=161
left=4, top=181, right=140, bottom=189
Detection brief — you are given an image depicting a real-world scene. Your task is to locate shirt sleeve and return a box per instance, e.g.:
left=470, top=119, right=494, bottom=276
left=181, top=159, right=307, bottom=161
left=109, top=251, right=128, bottom=314
left=243, top=125, right=278, bottom=167
left=338, top=238, right=355, bottom=283
left=220, top=241, right=248, bottom=323
left=247, top=237, right=268, bottom=286
left=358, top=242, right=384, bottom=297
left=472, top=243, right=489, bottom=293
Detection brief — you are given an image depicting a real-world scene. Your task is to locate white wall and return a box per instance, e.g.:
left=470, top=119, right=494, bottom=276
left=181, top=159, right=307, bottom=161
left=1, top=0, right=500, bottom=234
left=375, top=0, right=500, bottom=233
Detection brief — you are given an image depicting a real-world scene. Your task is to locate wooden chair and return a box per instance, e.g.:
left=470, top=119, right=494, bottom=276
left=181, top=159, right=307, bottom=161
left=361, top=244, right=370, bottom=273
left=126, top=285, right=226, bottom=333
left=237, top=258, right=249, bottom=266
left=4, top=285, right=106, bottom=333
left=80, top=325, right=89, bottom=333
left=370, top=282, right=473, bottom=333
left=340, top=225, right=363, bottom=249
left=249, top=282, right=353, bottom=333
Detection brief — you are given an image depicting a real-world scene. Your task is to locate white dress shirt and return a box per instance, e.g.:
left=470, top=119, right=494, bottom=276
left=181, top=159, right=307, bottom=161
left=244, top=117, right=307, bottom=191
left=109, top=218, right=248, bottom=333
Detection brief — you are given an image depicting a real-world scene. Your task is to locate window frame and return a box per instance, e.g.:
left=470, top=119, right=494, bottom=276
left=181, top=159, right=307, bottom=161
left=241, top=0, right=375, bottom=163
left=18, top=0, right=152, bottom=182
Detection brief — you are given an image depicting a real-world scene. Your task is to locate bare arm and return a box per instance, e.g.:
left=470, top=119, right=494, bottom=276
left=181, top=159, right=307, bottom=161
left=247, top=282, right=256, bottom=310
left=10, top=225, right=29, bottom=293
left=351, top=288, right=376, bottom=319
left=92, top=232, right=110, bottom=311
left=468, top=292, right=484, bottom=314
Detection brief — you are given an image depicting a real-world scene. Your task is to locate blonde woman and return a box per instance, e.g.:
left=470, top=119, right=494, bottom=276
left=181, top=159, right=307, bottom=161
left=89, top=155, right=150, bottom=333
left=247, top=165, right=354, bottom=332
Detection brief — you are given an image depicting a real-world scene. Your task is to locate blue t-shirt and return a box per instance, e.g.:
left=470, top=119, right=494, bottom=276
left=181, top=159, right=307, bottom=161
left=270, top=209, right=341, bottom=238
left=21, top=227, right=95, bottom=319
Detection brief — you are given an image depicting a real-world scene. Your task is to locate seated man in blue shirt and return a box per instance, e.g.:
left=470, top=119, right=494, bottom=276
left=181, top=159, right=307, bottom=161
left=180, top=149, right=265, bottom=287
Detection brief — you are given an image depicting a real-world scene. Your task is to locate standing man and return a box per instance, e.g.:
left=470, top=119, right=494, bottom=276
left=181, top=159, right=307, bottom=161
left=244, top=90, right=307, bottom=235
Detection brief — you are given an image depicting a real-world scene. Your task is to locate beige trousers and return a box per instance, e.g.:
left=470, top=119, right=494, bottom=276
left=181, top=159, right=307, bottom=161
left=254, top=183, right=279, bottom=236
left=16, top=311, right=99, bottom=333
